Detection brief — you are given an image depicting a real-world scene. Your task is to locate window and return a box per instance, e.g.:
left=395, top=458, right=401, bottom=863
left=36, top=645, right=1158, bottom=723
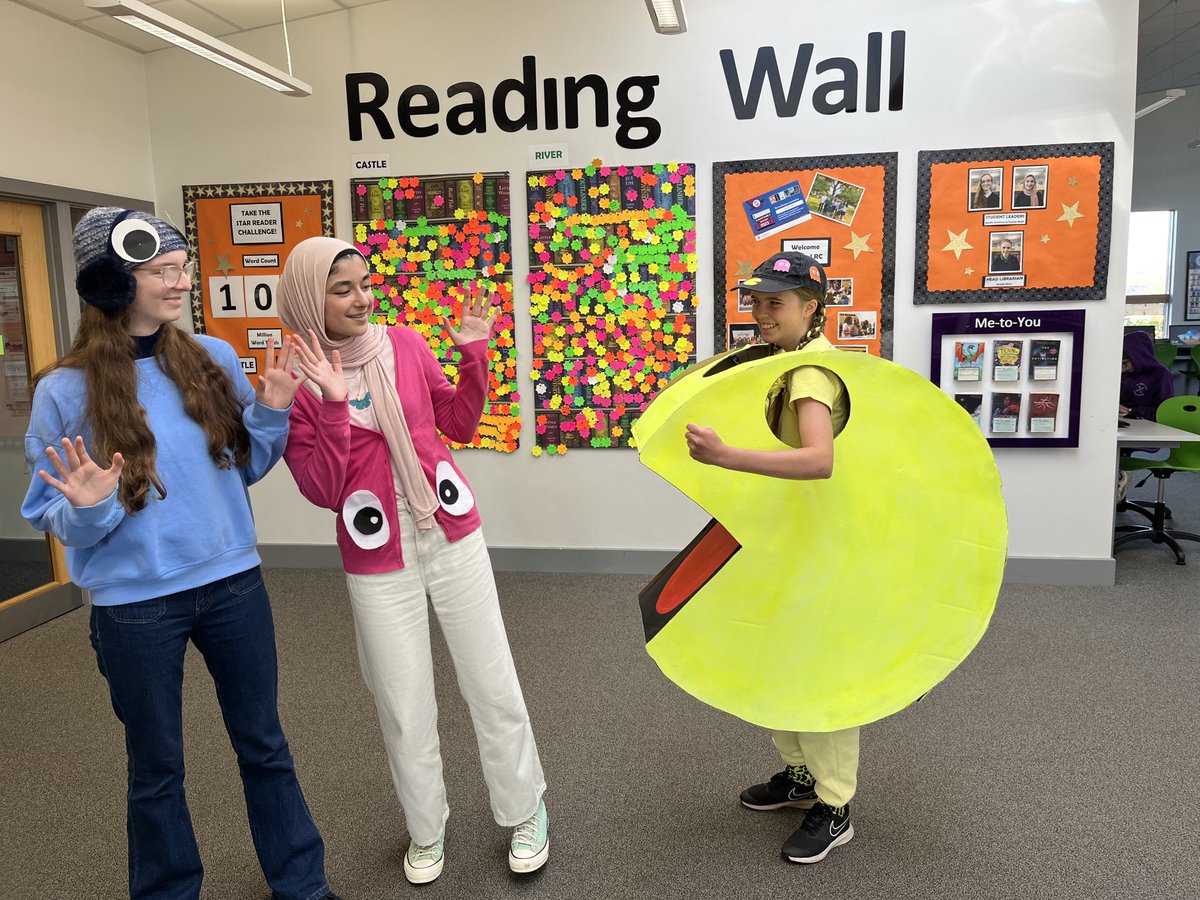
left=1124, top=210, right=1175, bottom=337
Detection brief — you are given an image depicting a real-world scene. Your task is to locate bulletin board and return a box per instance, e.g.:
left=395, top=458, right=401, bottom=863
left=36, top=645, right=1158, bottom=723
left=930, top=308, right=1086, bottom=449
left=914, top=143, right=1114, bottom=304
left=526, top=161, right=697, bottom=455
left=713, top=153, right=897, bottom=358
left=351, top=172, right=519, bottom=452
left=185, top=180, right=334, bottom=377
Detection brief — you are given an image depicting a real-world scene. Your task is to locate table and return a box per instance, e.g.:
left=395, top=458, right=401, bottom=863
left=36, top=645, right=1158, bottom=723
left=1115, top=417, right=1200, bottom=564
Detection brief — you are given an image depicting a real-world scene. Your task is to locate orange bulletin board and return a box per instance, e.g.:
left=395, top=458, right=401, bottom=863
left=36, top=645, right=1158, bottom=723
left=914, top=143, right=1113, bottom=304
left=185, top=181, right=335, bottom=380
left=714, top=154, right=896, bottom=359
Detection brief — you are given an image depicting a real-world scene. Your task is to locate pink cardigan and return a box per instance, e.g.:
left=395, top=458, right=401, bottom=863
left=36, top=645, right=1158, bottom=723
left=284, top=326, right=488, bottom=574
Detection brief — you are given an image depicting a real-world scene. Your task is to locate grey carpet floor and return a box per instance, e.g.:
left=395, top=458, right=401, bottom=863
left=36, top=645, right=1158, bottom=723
left=1, top=475, right=1198, bottom=899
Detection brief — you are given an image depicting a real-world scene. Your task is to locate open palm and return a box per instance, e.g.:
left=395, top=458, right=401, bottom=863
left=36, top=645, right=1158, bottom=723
left=39, top=436, right=124, bottom=508
left=444, top=283, right=499, bottom=346
left=255, top=334, right=305, bottom=408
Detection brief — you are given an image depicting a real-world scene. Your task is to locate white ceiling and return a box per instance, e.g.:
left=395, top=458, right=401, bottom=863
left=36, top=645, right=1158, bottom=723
left=9, top=0, right=392, bottom=52
left=11, top=0, right=1200, bottom=101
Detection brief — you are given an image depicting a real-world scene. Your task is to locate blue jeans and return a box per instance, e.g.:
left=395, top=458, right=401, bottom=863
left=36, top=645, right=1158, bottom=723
left=89, top=566, right=329, bottom=900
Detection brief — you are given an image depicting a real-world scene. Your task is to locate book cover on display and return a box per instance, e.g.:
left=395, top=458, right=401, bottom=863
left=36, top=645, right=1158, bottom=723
left=1029, top=339, right=1061, bottom=381
left=954, top=341, right=985, bottom=381
left=991, top=392, right=1022, bottom=433
left=1028, top=392, right=1059, bottom=433
left=954, top=393, right=983, bottom=428
left=992, top=340, right=1023, bottom=381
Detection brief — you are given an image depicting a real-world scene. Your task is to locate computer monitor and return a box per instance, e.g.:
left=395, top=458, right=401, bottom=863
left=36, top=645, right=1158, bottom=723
left=1124, top=325, right=1156, bottom=338
left=1168, top=324, right=1198, bottom=342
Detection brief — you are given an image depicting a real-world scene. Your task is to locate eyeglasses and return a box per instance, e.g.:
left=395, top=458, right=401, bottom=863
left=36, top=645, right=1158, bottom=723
left=136, top=260, right=197, bottom=288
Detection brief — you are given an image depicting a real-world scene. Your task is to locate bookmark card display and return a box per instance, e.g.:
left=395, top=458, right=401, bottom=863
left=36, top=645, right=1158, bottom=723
left=929, top=309, right=1084, bottom=448
left=990, top=392, right=1022, bottom=433
left=1028, top=393, right=1059, bottom=433
left=954, top=341, right=985, bottom=381
left=992, top=340, right=1023, bottom=381
left=1029, top=339, right=1060, bottom=380
left=955, top=393, right=983, bottom=428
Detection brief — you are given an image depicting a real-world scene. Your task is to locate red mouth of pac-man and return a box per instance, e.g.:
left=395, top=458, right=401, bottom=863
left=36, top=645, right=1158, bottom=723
left=638, top=518, right=742, bottom=642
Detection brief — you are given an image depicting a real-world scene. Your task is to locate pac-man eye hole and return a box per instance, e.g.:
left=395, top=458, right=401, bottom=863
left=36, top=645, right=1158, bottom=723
left=110, top=218, right=161, bottom=264
left=342, top=490, right=390, bottom=549
left=435, top=461, right=475, bottom=516
left=766, top=366, right=850, bottom=445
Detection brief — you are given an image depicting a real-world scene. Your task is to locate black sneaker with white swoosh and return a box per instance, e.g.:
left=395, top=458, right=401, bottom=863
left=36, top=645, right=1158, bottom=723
left=739, top=770, right=819, bottom=810
left=782, top=801, right=854, bottom=863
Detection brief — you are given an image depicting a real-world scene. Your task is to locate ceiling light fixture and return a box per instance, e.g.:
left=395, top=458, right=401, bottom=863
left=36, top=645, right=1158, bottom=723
left=1135, top=88, right=1186, bottom=120
left=85, top=0, right=311, bottom=97
left=645, top=0, right=687, bottom=34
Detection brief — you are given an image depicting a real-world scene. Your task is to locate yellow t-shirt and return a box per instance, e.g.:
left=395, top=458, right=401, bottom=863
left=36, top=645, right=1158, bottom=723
left=764, top=334, right=849, bottom=447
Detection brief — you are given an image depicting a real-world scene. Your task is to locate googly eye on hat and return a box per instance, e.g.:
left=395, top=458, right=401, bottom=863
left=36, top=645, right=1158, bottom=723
left=73, top=207, right=189, bottom=312
left=727, top=251, right=828, bottom=298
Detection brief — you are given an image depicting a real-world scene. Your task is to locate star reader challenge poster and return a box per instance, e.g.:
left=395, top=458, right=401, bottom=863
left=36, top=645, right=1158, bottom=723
left=186, top=180, right=334, bottom=379
left=713, top=154, right=896, bottom=358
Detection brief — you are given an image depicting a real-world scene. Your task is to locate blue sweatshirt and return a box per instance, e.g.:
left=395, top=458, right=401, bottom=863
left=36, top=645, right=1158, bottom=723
left=22, top=334, right=288, bottom=606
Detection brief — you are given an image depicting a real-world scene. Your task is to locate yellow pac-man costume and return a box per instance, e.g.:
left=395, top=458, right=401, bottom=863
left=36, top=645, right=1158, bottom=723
left=633, top=345, right=1006, bottom=732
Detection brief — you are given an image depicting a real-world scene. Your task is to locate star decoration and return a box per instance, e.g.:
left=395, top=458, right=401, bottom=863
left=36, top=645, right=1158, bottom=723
left=736, top=259, right=755, bottom=277
left=1057, top=202, right=1084, bottom=227
left=964, top=267, right=975, bottom=276
left=1067, top=178, right=1078, bottom=186
left=844, top=231, right=873, bottom=260
left=941, top=228, right=973, bottom=260
left=295, top=220, right=304, bottom=228
left=214, top=254, right=234, bottom=277
left=1040, top=234, right=1051, bottom=244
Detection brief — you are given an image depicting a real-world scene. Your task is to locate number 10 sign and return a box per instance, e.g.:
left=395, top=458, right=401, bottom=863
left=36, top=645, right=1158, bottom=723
left=184, top=180, right=334, bottom=382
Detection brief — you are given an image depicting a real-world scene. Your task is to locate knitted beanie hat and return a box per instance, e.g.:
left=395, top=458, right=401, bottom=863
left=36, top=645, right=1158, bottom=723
left=73, top=207, right=188, bottom=311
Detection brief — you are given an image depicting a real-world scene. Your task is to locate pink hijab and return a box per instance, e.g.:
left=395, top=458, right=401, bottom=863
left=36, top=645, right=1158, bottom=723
left=278, top=236, right=439, bottom=531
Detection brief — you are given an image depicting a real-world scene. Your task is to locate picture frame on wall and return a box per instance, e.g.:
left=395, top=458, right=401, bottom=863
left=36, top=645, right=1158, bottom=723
left=1186, top=250, right=1200, bottom=321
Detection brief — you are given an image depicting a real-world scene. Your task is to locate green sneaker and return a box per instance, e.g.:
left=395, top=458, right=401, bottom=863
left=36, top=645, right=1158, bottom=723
left=508, top=799, right=549, bottom=873
left=403, top=835, right=445, bottom=884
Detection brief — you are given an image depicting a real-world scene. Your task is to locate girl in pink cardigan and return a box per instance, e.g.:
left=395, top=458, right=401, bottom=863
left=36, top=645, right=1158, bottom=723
left=278, top=237, right=547, bottom=885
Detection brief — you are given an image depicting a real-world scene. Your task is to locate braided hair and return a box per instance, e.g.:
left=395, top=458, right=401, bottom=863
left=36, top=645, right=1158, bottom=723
left=786, top=286, right=828, bottom=352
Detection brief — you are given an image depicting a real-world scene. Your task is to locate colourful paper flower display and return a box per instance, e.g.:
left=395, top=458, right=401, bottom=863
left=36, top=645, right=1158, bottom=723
left=526, top=162, right=697, bottom=454
left=351, top=172, right=519, bottom=452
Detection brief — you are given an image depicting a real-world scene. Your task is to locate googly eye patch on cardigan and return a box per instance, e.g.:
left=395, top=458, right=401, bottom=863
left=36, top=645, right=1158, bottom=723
left=434, top=461, right=475, bottom=516
left=342, top=490, right=391, bottom=550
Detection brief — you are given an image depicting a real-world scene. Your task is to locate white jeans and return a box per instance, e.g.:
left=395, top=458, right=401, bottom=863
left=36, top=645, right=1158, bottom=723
left=345, top=503, right=545, bottom=844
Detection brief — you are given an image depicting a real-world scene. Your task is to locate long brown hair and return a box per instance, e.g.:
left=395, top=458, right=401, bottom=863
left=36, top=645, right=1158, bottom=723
left=34, top=306, right=250, bottom=512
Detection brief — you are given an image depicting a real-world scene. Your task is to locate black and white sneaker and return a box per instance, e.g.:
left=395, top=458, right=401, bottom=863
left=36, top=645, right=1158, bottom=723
left=740, top=770, right=818, bottom=810
left=782, top=801, right=853, bottom=863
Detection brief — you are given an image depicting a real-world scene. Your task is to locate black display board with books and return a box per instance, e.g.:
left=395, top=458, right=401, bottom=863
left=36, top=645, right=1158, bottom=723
left=930, top=309, right=1085, bottom=448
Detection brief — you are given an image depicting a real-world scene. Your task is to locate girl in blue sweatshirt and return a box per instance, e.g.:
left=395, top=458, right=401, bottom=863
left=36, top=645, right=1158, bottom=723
left=21, top=208, right=342, bottom=900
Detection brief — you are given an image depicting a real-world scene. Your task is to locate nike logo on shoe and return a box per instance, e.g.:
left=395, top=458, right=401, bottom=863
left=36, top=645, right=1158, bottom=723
left=787, top=787, right=813, bottom=800
left=830, top=818, right=849, bottom=836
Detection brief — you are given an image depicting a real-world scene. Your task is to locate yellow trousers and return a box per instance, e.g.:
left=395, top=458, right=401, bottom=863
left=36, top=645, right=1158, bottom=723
left=771, top=727, right=860, bottom=808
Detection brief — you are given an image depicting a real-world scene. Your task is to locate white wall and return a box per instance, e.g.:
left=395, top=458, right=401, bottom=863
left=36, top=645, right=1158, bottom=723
left=1132, top=88, right=1200, bottom=321
left=0, top=0, right=155, bottom=200
left=17, top=0, right=1136, bottom=563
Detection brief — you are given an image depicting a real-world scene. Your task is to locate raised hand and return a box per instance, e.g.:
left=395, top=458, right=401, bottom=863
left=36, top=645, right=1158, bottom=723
left=291, top=329, right=347, bottom=402
left=39, top=436, right=124, bottom=508
left=254, top=334, right=304, bottom=409
left=443, top=282, right=499, bottom=347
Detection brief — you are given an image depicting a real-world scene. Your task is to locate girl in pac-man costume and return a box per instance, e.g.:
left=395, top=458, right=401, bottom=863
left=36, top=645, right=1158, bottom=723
left=634, top=251, right=1005, bottom=865
left=277, top=238, right=548, bottom=885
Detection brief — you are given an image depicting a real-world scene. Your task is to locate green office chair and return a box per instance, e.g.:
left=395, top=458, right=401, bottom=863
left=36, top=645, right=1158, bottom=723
left=1116, top=395, right=1200, bottom=565
left=1187, top=345, right=1200, bottom=393
left=1153, top=341, right=1178, bottom=369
